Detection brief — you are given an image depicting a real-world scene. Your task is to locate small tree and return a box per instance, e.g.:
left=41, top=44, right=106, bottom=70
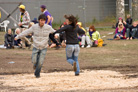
left=116, top=0, right=125, bottom=20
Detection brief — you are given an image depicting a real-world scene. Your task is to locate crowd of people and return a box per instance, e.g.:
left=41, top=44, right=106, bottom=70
left=3, top=4, right=104, bottom=78
left=4, top=4, right=103, bottom=49
left=114, top=14, right=138, bottom=40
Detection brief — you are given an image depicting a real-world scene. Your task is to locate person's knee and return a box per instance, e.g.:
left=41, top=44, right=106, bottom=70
left=37, top=62, right=43, bottom=68
left=82, top=35, right=85, bottom=38
left=31, top=55, right=37, bottom=64
left=132, top=28, right=137, bottom=32
left=127, top=28, right=130, bottom=31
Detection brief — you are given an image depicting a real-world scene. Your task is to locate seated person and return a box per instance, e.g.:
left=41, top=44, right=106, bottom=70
left=31, top=18, right=39, bottom=24
left=4, top=28, right=14, bottom=49
left=49, top=24, right=67, bottom=48
left=116, top=17, right=126, bottom=28
left=86, top=25, right=101, bottom=47
left=126, top=21, right=138, bottom=40
left=126, top=14, right=133, bottom=39
left=48, top=33, right=60, bottom=48
left=14, top=28, right=22, bottom=48
left=77, top=22, right=91, bottom=48
left=77, top=22, right=87, bottom=33
left=114, top=22, right=126, bottom=40
left=126, top=14, right=132, bottom=25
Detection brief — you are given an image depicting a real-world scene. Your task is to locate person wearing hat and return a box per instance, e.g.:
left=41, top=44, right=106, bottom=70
left=77, top=22, right=91, bottom=48
left=40, top=5, right=61, bottom=49
left=18, top=4, right=31, bottom=49
left=40, top=5, right=53, bottom=26
left=18, top=4, right=30, bottom=28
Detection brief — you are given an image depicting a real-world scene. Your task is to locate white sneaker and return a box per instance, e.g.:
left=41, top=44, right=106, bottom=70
left=81, top=45, right=84, bottom=48
left=86, top=45, right=91, bottom=48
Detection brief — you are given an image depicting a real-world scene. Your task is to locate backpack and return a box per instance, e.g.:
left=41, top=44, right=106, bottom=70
left=98, top=39, right=104, bottom=47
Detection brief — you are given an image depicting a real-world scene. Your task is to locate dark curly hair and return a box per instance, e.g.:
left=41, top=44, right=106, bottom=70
left=38, top=14, right=46, bottom=20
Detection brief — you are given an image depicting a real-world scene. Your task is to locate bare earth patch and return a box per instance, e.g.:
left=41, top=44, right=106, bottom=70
left=0, top=70, right=138, bottom=92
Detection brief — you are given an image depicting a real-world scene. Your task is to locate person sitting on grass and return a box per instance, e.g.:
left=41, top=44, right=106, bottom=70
left=14, top=28, right=22, bottom=48
left=86, top=25, right=101, bottom=47
left=114, top=22, right=126, bottom=40
left=49, top=24, right=67, bottom=48
left=116, top=17, right=126, bottom=28
left=48, top=33, right=60, bottom=48
left=126, top=21, right=138, bottom=40
left=126, top=14, right=132, bottom=25
left=77, top=22, right=91, bottom=48
left=4, top=28, right=14, bottom=49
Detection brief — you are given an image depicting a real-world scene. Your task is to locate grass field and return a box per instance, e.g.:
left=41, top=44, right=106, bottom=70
left=0, top=28, right=138, bottom=92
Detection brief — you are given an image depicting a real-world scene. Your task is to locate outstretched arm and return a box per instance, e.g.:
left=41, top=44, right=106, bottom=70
left=15, top=26, right=33, bottom=40
left=55, top=26, right=68, bottom=34
left=77, top=27, right=85, bottom=35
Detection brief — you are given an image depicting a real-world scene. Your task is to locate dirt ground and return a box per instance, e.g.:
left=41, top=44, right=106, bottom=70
left=0, top=70, right=138, bottom=92
left=0, top=30, right=138, bottom=92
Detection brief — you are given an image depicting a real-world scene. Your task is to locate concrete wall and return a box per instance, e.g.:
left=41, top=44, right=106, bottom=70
left=0, top=0, right=116, bottom=28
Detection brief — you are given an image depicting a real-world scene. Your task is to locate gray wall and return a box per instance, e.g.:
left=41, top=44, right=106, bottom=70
left=0, top=0, right=116, bottom=28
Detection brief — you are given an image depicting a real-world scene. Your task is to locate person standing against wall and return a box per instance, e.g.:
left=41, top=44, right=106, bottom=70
left=40, top=5, right=60, bottom=49
left=18, top=4, right=31, bottom=49
left=40, top=5, right=53, bottom=26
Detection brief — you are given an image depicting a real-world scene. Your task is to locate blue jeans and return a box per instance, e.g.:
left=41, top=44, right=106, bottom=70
left=132, top=28, right=137, bottom=38
left=32, top=47, right=47, bottom=77
left=66, top=44, right=80, bottom=75
left=126, top=28, right=137, bottom=38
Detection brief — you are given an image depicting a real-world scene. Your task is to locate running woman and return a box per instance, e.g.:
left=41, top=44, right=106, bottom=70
left=15, top=14, right=56, bottom=78
left=53, top=15, right=85, bottom=76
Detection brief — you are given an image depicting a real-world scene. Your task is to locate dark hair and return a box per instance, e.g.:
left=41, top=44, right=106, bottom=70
left=64, top=15, right=77, bottom=28
left=20, top=8, right=25, bottom=12
left=89, top=25, right=96, bottom=31
left=60, top=24, right=64, bottom=28
left=38, top=14, right=46, bottom=20
left=118, top=18, right=123, bottom=23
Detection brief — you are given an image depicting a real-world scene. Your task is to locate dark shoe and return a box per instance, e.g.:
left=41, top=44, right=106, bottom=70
left=35, top=73, right=40, bottom=78
left=35, top=75, right=40, bottom=78
left=12, top=46, right=14, bottom=49
left=56, top=45, right=61, bottom=50
left=22, top=47, right=25, bottom=50
left=75, top=74, right=79, bottom=76
left=28, top=44, right=31, bottom=49
left=33, top=66, right=36, bottom=70
left=73, top=62, right=77, bottom=72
